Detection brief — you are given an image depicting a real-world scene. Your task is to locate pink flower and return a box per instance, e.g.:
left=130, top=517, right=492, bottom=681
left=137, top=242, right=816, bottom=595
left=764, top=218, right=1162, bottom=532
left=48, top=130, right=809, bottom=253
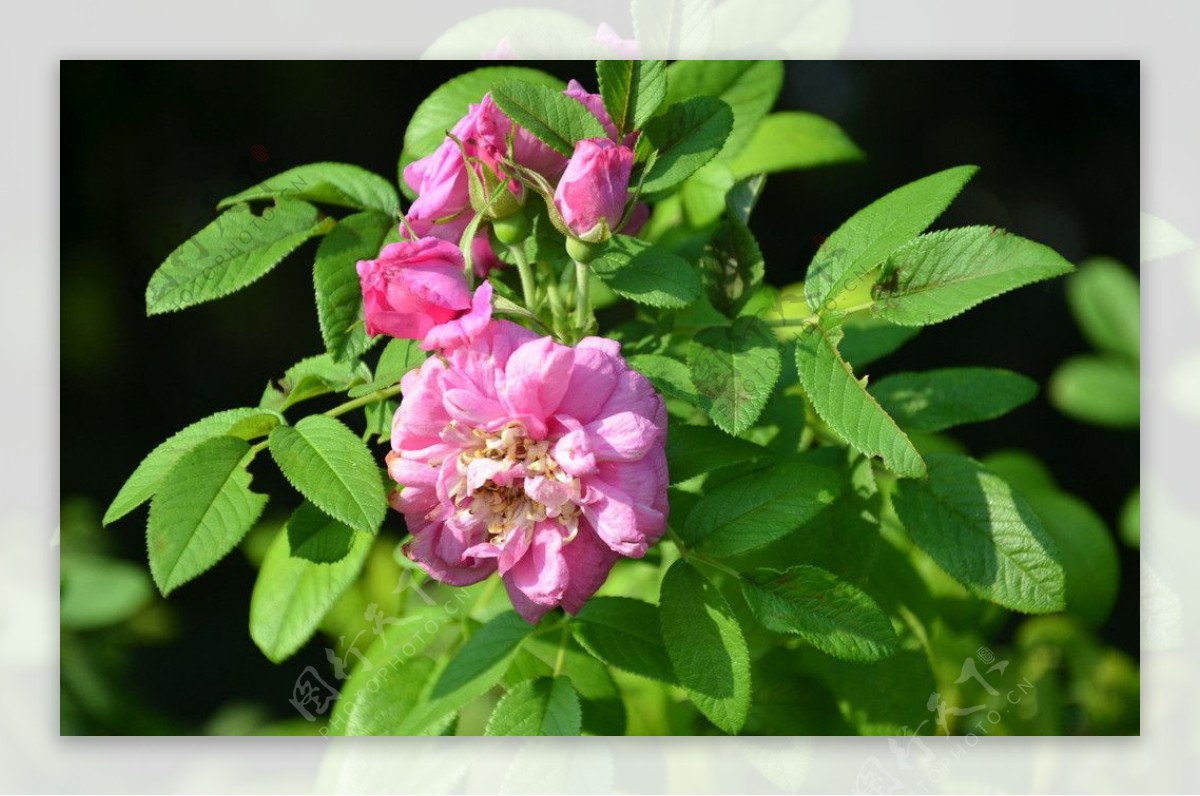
left=387, top=322, right=669, bottom=623
left=554, top=138, right=636, bottom=242
left=594, top=23, right=641, bottom=58
left=356, top=237, right=493, bottom=352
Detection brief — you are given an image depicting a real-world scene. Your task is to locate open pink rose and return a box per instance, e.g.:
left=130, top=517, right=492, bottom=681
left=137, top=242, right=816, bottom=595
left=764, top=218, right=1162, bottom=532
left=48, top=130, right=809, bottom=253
left=387, top=321, right=669, bottom=622
left=356, top=237, right=493, bottom=352
left=554, top=138, right=636, bottom=242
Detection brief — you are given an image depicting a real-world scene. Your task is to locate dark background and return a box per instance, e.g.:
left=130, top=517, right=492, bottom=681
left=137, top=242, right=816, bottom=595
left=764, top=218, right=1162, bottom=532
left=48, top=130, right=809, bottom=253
left=61, top=61, right=1139, bottom=732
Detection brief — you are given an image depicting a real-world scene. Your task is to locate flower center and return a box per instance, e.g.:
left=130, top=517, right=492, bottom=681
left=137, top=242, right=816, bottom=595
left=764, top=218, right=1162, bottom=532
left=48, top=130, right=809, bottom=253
left=447, top=420, right=581, bottom=545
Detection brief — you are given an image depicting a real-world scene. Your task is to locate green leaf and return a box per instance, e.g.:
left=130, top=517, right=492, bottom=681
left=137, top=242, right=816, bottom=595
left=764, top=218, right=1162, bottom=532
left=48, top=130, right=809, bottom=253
left=682, top=457, right=843, bottom=556
left=641, top=97, right=735, bottom=193
left=728, top=112, right=864, bottom=178
left=892, top=453, right=1066, bottom=613
left=484, top=677, right=582, bottom=736
left=268, top=415, right=387, bottom=534
left=804, top=165, right=978, bottom=313
left=631, top=0, right=714, bottom=59
left=741, top=565, right=898, bottom=662
left=348, top=339, right=428, bottom=398
left=1022, top=490, right=1120, bottom=627
left=794, top=324, right=925, bottom=477
left=659, top=560, right=751, bottom=734
left=146, top=200, right=332, bottom=315
left=216, top=162, right=399, bottom=215
left=60, top=554, right=154, bottom=629
left=249, top=506, right=373, bottom=662
left=796, top=647, right=937, bottom=735
left=490, top=80, right=608, bottom=157
left=868, top=367, right=1038, bottom=432
left=699, top=198, right=764, bottom=317
left=104, top=408, right=281, bottom=525
left=401, top=67, right=564, bottom=174
left=572, top=597, right=676, bottom=683
left=1049, top=355, right=1140, bottom=428
left=663, top=60, right=784, bottom=159
left=666, top=423, right=766, bottom=484
left=680, top=161, right=736, bottom=227
left=147, top=436, right=267, bottom=595
left=835, top=314, right=920, bottom=371
left=873, top=226, right=1075, bottom=326
left=688, top=317, right=781, bottom=435
left=596, top=59, right=667, bottom=136
left=1066, top=256, right=1140, bottom=360
left=590, top=234, right=702, bottom=308
left=334, top=656, right=458, bottom=736
left=286, top=500, right=356, bottom=563
left=627, top=353, right=701, bottom=406
left=313, top=210, right=392, bottom=363
left=260, top=354, right=371, bottom=412
left=431, top=611, right=533, bottom=699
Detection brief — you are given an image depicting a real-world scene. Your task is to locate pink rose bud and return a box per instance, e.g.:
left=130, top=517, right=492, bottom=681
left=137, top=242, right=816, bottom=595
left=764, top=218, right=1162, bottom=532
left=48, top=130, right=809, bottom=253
left=553, top=138, right=635, bottom=243
left=356, top=237, right=492, bottom=351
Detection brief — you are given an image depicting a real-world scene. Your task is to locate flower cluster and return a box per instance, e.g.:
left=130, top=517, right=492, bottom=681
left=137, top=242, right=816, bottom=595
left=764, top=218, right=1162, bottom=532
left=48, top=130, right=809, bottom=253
left=356, top=77, right=668, bottom=622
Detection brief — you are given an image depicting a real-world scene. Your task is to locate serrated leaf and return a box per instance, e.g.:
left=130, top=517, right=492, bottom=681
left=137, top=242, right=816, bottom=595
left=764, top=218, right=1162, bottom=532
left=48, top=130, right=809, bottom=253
left=728, top=111, right=864, bottom=178
left=688, top=317, right=781, bottom=435
left=892, top=453, right=1066, bottom=613
left=659, top=560, right=751, bottom=734
left=663, top=60, right=783, bottom=159
left=105, top=408, right=281, bottom=525
left=314, top=210, right=393, bottom=363
left=680, top=161, right=736, bottom=227
left=490, top=80, right=608, bottom=157
left=431, top=611, right=533, bottom=699
left=286, top=500, right=356, bottom=564
left=1066, top=256, right=1140, bottom=361
left=873, top=226, right=1075, bottom=326
left=147, top=436, right=267, bottom=595
left=590, top=234, right=702, bottom=308
left=596, top=59, right=666, bottom=135
left=804, top=165, right=978, bottom=313
left=627, top=353, right=701, bottom=406
left=741, top=565, right=898, bottom=662
left=794, top=324, right=925, bottom=477
left=217, top=162, right=399, bottom=215
left=348, top=339, right=427, bottom=398
left=146, top=200, right=332, bottom=315
left=260, top=354, right=371, bottom=412
left=268, top=415, right=386, bottom=534
left=836, top=314, right=920, bottom=371
left=400, top=66, right=564, bottom=188
left=249, top=506, right=373, bottom=662
left=641, top=97, right=734, bottom=193
left=631, top=0, right=714, bottom=58
left=666, top=423, right=766, bottom=484
left=682, top=457, right=843, bottom=556
left=868, top=367, right=1038, bottom=433
left=334, top=656, right=458, bottom=737
left=484, top=677, right=582, bottom=736
left=59, top=554, right=154, bottom=630
left=700, top=198, right=764, bottom=317
left=1049, top=354, right=1140, bottom=428
left=572, top=597, right=675, bottom=683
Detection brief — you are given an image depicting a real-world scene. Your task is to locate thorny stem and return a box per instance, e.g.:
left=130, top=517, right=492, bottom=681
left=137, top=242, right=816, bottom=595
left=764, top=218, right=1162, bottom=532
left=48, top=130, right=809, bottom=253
left=760, top=299, right=878, bottom=329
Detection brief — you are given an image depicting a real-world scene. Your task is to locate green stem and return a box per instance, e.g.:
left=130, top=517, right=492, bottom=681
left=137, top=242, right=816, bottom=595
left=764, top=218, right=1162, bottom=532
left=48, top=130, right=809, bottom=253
left=510, top=244, right=540, bottom=313
left=668, top=529, right=742, bottom=579
left=325, top=383, right=405, bottom=419
left=572, top=259, right=591, bottom=343
left=552, top=620, right=570, bottom=677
